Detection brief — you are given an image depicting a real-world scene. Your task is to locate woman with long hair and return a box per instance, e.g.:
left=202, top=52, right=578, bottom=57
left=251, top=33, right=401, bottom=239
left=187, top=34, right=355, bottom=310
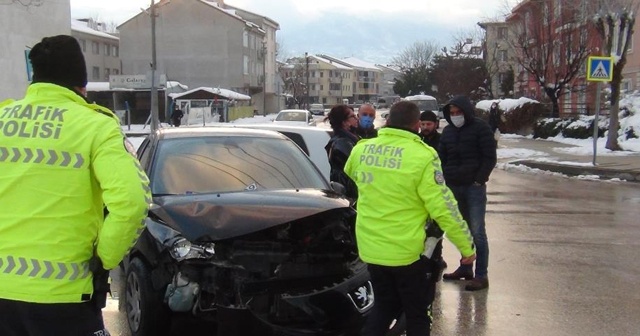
left=324, top=104, right=360, bottom=201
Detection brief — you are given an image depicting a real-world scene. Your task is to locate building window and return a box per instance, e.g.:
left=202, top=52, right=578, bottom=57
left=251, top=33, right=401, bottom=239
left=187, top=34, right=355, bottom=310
left=92, top=66, right=100, bottom=80
left=243, top=31, right=249, bottom=48
left=498, top=50, right=508, bottom=62
left=92, top=41, right=100, bottom=55
left=320, top=71, right=324, bottom=78
left=78, top=39, right=86, bottom=52
left=104, top=68, right=110, bottom=80
left=243, top=55, right=249, bottom=75
left=104, top=44, right=110, bottom=56
left=497, top=27, right=507, bottom=39
left=112, top=46, right=119, bottom=57
left=320, top=85, right=323, bottom=90
left=113, top=69, right=119, bottom=75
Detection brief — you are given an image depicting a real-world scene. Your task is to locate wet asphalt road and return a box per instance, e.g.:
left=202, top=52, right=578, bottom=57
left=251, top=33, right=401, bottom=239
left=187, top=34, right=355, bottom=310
left=105, top=168, right=640, bottom=335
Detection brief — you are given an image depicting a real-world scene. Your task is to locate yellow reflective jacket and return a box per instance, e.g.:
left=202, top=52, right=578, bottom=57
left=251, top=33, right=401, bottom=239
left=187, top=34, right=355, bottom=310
left=0, top=83, right=150, bottom=303
left=344, top=127, right=475, bottom=266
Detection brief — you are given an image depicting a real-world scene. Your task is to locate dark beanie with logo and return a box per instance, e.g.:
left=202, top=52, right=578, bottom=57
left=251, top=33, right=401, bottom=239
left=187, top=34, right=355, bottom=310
left=29, top=35, right=88, bottom=89
left=420, top=110, right=438, bottom=122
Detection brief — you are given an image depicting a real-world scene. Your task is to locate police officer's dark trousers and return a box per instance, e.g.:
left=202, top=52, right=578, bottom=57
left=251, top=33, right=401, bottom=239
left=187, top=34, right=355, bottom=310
left=361, top=257, right=437, bottom=336
left=0, top=298, right=109, bottom=336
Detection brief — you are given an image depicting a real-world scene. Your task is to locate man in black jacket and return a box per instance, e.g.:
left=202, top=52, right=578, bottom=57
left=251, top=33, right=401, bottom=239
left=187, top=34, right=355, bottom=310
left=439, top=95, right=496, bottom=291
left=419, top=110, right=440, bottom=149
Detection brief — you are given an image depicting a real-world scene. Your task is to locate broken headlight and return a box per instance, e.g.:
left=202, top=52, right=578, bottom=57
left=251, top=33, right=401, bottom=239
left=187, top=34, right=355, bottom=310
left=168, top=237, right=216, bottom=261
left=145, top=219, right=215, bottom=261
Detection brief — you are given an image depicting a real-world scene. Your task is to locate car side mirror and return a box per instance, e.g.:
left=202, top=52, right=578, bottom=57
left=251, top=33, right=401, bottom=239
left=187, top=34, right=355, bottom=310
left=330, top=181, right=346, bottom=195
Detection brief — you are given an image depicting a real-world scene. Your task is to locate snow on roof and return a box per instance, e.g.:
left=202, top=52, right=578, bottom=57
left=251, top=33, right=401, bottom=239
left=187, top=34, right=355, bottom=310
left=310, top=55, right=353, bottom=70
left=169, top=87, right=251, bottom=100
left=71, top=20, right=119, bottom=41
left=86, top=81, right=187, bottom=92
left=404, top=95, right=437, bottom=101
left=476, top=98, right=540, bottom=113
left=341, top=57, right=381, bottom=71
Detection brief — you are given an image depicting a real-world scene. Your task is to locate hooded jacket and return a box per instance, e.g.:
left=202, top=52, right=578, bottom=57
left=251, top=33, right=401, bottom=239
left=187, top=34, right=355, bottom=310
left=439, top=96, right=497, bottom=186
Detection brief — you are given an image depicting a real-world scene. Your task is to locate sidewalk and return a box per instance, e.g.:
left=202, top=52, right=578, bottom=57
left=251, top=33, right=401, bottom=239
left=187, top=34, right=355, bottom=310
left=498, top=136, right=640, bottom=182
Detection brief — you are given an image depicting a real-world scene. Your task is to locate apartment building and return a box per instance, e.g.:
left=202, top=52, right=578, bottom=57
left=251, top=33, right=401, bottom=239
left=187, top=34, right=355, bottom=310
left=319, top=55, right=383, bottom=103
left=0, top=0, right=70, bottom=100
left=506, top=0, right=602, bottom=116
left=375, top=64, right=401, bottom=97
left=71, top=19, right=121, bottom=82
left=478, top=21, right=515, bottom=98
left=118, top=0, right=279, bottom=115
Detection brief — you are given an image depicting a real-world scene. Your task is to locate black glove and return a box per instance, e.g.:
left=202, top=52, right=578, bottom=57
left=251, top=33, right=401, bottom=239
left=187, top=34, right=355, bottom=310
left=89, top=256, right=110, bottom=310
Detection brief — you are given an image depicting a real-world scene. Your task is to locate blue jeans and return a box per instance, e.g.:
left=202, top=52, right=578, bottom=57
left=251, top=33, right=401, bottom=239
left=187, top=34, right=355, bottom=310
left=449, top=184, right=489, bottom=278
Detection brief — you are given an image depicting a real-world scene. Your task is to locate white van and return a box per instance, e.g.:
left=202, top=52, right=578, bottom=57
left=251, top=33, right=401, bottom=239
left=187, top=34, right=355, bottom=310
left=403, top=95, right=442, bottom=118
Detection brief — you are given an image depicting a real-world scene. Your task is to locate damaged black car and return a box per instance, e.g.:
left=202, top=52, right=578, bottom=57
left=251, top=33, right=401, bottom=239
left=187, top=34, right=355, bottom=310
left=121, top=127, right=373, bottom=336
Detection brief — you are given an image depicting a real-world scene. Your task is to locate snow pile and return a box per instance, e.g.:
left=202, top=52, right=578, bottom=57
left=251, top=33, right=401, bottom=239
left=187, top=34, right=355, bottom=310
left=476, top=97, right=540, bottom=114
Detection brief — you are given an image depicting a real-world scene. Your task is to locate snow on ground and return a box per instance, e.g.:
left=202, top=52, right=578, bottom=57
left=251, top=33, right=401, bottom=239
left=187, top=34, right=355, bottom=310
left=541, top=135, right=640, bottom=155
left=476, top=97, right=540, bottom=113
left=498, top=148, right=548, bottom=159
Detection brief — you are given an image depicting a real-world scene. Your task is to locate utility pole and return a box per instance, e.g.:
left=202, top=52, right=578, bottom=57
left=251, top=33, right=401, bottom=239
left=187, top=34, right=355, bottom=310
left=262, top=42, right=267, bottom=116
left=305, top=52, right=309, bottom=110
left=149, top=0, right=159, bottom=133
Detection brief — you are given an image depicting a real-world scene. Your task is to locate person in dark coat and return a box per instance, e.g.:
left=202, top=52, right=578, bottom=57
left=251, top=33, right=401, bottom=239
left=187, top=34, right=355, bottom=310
left=488, top=102, right=500, bottom=133
left=171, top=106, right=184, bottom=127
left=324, top=104, right=360, bottom=202
left=439, top=95, right=497, bottom=291
left=419, top=110, right=441, bottom=149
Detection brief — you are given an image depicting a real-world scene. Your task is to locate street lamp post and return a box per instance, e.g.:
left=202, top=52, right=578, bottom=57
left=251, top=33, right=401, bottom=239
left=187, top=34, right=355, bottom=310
left=149, top=0, right=159, bottom=132
left=305, top=52, right=309, bottom=110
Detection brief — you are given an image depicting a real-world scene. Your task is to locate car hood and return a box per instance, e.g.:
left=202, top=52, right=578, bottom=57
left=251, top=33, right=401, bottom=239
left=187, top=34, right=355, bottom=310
left=149, top=189, right=351, bottom=242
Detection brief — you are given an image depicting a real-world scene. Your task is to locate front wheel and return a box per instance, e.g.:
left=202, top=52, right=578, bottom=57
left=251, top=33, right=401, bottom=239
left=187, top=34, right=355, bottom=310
left=124, top=258, right=171, bottom=336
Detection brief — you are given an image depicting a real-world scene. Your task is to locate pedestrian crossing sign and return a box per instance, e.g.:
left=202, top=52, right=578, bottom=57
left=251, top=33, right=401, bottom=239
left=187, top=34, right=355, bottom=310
left=587, top=56, right=613, bottom=82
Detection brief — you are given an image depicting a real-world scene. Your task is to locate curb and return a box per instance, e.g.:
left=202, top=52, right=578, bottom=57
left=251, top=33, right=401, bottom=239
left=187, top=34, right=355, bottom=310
left=510, top=160, right=640, bottom=182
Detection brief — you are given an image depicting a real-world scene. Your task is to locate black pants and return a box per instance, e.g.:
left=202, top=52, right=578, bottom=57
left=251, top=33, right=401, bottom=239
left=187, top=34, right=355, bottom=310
left=0, top=298, right=109, bottom=336
left=362, top=257, right=437, bottom=336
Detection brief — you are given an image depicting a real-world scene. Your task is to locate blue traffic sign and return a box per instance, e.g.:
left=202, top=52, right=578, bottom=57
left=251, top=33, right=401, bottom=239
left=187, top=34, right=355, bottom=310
left=587, top=56, right=613, bottom=82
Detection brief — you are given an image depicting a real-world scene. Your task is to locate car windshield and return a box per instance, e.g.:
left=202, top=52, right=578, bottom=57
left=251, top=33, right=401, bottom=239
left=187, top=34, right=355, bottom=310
left=310, top=104, right=323, bottom=109
left=276, top=111, right=306, bottom=121
left=150, top=136, right=327, bottom=194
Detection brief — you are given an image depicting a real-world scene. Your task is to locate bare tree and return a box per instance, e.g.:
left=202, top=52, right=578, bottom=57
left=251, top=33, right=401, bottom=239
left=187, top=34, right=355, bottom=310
left=0, top=0, right=42, bottom=6
left=279, top=57, right=306, bottom=109
left=594, top=0, right=639, bottom=150
left=509, top=0, right=592, bottom=117
left=391, top=40, right=439, bottom=72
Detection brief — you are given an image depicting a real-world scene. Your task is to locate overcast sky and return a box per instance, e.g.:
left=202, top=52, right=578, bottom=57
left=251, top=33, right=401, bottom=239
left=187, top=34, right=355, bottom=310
left=70, top=0, right=516, bottom=63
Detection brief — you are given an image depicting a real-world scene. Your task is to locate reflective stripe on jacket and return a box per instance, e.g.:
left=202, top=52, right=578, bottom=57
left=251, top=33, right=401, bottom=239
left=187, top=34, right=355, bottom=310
left=0, top=83, right=150, bottom=303
left=344, top=127, right=474, bottom=267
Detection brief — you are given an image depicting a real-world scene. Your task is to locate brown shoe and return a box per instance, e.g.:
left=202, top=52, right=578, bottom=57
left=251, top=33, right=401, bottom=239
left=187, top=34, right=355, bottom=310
left=465, top=278, right=489, bottom=291
left=442, top=268, right=474, bottom=281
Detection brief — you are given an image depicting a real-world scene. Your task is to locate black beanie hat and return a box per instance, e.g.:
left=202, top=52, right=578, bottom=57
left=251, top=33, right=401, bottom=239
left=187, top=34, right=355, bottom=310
left=29, top=35, right=88, bottom=89
left=420, top=110, right=438, bottom=122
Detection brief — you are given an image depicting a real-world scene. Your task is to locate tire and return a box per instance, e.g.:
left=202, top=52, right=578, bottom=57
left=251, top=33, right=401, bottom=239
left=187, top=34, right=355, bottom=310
left=386, top=312, right=407, bottom=336
left=124, top=258, right=171, bottom=336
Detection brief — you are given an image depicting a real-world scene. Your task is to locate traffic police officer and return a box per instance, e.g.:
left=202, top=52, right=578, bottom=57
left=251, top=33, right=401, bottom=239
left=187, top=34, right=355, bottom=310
left=0, top=35, right=150, bottom=335
left=345, top=101, right=475, bottom=336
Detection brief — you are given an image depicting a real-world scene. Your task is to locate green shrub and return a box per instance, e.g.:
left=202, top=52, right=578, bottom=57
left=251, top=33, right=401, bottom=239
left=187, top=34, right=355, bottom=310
left=476, top=100, right=545, bottom=135
left=534, top=118, right=571, bottom=139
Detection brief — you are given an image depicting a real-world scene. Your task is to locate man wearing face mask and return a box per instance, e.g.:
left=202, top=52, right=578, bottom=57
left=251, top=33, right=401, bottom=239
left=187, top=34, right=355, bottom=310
left=355, top=103, right=378, bottom=139
left=439, top=95, right=496, bottom=291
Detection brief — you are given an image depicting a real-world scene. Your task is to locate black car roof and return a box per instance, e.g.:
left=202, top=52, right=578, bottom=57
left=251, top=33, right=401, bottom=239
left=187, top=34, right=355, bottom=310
left=155, top=127, right=288, bottom=140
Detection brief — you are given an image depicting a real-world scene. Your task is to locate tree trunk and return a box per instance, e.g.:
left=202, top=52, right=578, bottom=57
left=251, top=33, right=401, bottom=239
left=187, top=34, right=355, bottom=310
left=606, top=75, right=622, bottom=150
left=544, top=87, right=560, bottom=118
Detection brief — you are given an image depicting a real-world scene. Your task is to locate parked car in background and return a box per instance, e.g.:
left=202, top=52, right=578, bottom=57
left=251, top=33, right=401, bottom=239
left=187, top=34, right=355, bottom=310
left=309, top=103, right=325, bottom=116
left=273, top=109, right=316, bottom=126
left=218, top=123, right=332, bottom=180
left=121, top=127, right=373, bottom=336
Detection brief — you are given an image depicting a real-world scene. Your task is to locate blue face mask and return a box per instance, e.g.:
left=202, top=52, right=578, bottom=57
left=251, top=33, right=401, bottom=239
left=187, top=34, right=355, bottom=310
left=359, top=115, right=374, bottom=128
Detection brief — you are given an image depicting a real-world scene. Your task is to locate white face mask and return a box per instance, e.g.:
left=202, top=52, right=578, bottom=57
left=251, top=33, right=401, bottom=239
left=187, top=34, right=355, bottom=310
left=450, top=115, right=465, bottom=128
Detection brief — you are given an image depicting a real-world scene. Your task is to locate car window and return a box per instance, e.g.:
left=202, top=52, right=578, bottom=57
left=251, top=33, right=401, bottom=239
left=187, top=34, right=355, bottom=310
left=416, top=100, right=438, bottom=111
left=277, top=131, right=309, bottom=155
left=150, top=136, right=327, bottom=194
left=137, top=138, right=152, bottom=169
